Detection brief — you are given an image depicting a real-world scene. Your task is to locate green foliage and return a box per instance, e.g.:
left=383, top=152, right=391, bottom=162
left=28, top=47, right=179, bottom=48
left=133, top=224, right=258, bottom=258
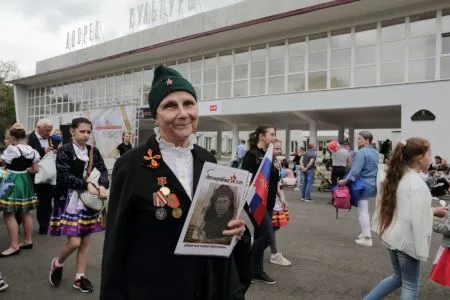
left=0, top=61, right=21, bottom=146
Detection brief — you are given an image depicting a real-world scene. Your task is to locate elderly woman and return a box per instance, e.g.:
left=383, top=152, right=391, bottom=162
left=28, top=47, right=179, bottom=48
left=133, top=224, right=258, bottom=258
left=100, top=65, right=246, bottom=300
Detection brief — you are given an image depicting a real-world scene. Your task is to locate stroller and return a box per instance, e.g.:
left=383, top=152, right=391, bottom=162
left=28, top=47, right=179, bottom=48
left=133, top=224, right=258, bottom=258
left=316, top=168, right=333, bottom=192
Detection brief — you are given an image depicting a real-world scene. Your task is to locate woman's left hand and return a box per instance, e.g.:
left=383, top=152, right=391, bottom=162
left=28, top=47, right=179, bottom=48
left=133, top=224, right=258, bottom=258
left=222, top=219, right=245, bottom=238
left=99, top=186, right=108, bottom=198
left=338, top=179, right=348, bottom=186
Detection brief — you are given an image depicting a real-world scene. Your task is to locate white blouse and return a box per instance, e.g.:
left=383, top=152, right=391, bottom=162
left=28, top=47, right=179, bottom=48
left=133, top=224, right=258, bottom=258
left=1, top=144, right=40, bottom=164
left=155, top=127, right=197, bottom=200
left=372, top=168, right=433, bottom=261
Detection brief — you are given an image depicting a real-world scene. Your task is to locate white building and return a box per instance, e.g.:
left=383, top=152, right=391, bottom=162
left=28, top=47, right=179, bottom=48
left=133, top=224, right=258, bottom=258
left=12, top=0, right=450, bottom=161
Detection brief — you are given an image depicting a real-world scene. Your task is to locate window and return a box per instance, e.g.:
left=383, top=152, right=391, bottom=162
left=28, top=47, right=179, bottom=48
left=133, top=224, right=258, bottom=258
left=355, top=24, right=377, bottom=87
left=308, top=33, right=328, bottom=90
left=190, top=56, right=202, bottom=100
left=114, top=74, right=123, bottom=105
left=234, top=47, right=249, bottom=97
left=380, top=19, right=405, bottom=84
left=250, top=44, right=267, bottom=95
left=409, top=13, right=436, bottom=81
left=269, top=41, right=285, bottom=94
left=205, top=137, right=212, bottom=151
left=441, top=10, right=450, bottom=78
left=218, top=51, right=232, bottom=98
left=287, top=37, right=306, bottom=92
left=291, top=141, right=298, bottom=153
left=175, top=59, right=189, bottom=78
left=331, top=29, right=350, bottom=88
left=132, top=70, right=142, bottom=105
left=142, top=67, right=153, bottom=106
left=105, top=75, right=114, bottom=106
left=203, top=54, right=217, bottom=100
left=123, top=72, right=133, bottom=103
left=96, top=77, right=105, bottom=107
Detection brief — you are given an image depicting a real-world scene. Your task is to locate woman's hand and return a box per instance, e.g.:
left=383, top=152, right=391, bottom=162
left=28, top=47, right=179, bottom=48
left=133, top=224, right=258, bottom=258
left=99, top=186, right=108, bottom=198
left=222, top=219, right=245, bottom=238
left=433, top=207, right=448, bottom=218
left=27, top=163, right=40, bottom=174
left=88, top=183, right=100, bottom=195
left=338, top=179, right=348, bottom=186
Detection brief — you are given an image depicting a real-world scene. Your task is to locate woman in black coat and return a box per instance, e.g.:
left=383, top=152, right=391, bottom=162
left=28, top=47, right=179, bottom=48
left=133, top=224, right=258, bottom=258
left=100, top=65, right=246, bottom=300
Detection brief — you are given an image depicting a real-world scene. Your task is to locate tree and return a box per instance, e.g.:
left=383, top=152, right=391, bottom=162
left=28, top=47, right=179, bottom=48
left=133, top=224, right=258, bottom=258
left=0, top=61, right=21, bottom=146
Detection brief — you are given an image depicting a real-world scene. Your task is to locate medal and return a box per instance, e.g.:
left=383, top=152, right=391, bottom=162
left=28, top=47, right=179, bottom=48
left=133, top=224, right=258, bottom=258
left=153, top=191, right=167, bottom=207
left=157, top=177, right=171, bottom=196
left=167, top=194, right=180, bottom=208
left=155, top=207, right=167, bottom=220
left=160, top=186, right=170, bottom=196
left=172, top=207, right=182, bottom=218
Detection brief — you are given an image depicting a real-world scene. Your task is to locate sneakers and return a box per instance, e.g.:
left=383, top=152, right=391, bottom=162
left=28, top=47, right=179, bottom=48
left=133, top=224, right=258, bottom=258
left=270, top=253, right=292, bottom=266
left=0, top=278, right=8, bottom=292
left=49, top=258, right=64, bottom=287
left=252, top=272, right=277, bottom=284
left=73, top=276, right=94, bottom=293
left=355, top=237, right=373, bottom=247
left=304, top=199, right=313, bottom=203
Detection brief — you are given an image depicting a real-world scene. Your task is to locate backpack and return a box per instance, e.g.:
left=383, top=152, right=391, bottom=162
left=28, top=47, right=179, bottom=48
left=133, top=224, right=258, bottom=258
left=333, top=185, right=351, bottom=219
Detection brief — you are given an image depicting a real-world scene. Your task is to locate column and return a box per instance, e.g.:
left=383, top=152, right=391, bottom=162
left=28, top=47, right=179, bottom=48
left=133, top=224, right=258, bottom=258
left=285, top=127, right=291, bottom=161
left=216, top=130, right=222, bottom=160
left=338, top=126, right=345, bottom=142
left=309, top=120, right=318, bottom=145
left=348, top=127, right=355, bottom=150
left=231, top=124, right=239, bottom=159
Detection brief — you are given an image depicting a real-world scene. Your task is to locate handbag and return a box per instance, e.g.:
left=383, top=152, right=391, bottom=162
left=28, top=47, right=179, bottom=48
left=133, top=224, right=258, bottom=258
left=78, top=146, right=109, bottom=211
left=34, top=151, right=57, bottom=185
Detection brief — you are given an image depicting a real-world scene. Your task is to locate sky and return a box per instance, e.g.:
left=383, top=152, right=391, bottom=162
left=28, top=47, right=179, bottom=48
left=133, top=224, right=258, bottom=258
left=0, top=0, right=241, bottom=77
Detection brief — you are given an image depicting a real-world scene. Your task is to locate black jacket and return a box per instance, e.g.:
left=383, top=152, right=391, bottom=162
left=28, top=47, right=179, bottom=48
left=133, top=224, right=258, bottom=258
left=53, top=143, right=109, bottom=199
left=100, top=135, right=245, bottom=300
left=28, top=131, right=47, bottom=158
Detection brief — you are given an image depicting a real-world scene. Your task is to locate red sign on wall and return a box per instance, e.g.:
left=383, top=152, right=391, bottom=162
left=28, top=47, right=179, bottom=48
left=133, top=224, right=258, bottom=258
left=210, top=105, right=217, bottom=112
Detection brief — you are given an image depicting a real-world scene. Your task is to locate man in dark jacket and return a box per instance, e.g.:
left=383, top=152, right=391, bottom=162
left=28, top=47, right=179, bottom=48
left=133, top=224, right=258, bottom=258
left=28, top=118, right=54, bottom=234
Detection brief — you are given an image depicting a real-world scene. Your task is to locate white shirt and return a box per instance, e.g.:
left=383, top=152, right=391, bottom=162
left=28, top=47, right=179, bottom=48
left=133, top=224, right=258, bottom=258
left=155, top=128, right=196, bottom=200
left=1, top=144, right=40, bottom=164
left=372, top=169, right=433, bottom=261
left=35, top=131, right=49, bottom=148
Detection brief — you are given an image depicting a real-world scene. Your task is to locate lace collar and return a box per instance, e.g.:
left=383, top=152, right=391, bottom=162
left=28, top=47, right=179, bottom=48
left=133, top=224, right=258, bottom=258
left=154, top=127, right=197, bottom=152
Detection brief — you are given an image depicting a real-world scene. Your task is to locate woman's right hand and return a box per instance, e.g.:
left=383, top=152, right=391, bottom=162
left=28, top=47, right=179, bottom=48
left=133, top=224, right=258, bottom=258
left=433, top=207, right=449, bottom=218
left=88, top=183, right=100, bottom=196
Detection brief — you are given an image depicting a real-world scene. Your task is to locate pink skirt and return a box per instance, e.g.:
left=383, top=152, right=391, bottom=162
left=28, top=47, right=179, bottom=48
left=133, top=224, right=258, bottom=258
left=429, top=246, right=450, bottom=286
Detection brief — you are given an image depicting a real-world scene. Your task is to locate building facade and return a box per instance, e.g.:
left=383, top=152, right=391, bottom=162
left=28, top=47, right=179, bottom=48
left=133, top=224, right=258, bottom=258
left=12, top=0, right=450, bottom=161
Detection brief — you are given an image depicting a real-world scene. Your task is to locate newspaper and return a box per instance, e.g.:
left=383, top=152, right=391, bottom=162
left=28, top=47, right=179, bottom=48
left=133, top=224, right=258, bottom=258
left=174, top=162, right=250, bottom=257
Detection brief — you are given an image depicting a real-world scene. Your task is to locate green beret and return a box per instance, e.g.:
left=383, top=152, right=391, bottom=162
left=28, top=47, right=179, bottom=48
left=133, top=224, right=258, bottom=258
left=148, top=65, right=197, bottom=118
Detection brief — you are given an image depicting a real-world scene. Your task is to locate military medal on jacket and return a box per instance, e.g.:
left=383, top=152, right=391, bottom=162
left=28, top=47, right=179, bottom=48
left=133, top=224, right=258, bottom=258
left=153, top=177, right=183, bottom=219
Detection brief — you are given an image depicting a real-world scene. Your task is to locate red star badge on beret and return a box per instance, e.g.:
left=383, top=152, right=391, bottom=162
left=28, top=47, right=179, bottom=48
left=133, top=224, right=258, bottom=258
left=166, top=78, right=173, bottom=86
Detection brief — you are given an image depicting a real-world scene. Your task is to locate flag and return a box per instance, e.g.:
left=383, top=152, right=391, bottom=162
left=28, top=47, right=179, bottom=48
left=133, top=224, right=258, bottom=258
left=247, top=144, right=273, bottom=225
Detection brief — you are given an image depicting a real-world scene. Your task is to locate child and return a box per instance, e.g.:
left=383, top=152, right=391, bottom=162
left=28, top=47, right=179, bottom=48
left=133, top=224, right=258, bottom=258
left=429, top=204, right=450, bottom=286
left=0, top=123, right=40, bottom=257
left=0, top=271, right=8, bottom=292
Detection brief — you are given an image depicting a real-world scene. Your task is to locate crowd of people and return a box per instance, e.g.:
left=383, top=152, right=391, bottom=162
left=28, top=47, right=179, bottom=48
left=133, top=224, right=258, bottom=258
left=0, top=64, right=449, bottom=299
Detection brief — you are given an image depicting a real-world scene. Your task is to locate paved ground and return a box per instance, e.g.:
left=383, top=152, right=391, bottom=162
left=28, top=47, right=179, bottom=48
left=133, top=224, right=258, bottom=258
left=0, top=189, right=448, bottom=299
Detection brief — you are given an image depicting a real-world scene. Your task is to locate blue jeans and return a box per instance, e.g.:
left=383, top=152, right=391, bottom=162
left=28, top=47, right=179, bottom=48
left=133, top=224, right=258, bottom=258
left=301, top=169, right=315, bottom=200
left=364, top=249, right=421, bottom=300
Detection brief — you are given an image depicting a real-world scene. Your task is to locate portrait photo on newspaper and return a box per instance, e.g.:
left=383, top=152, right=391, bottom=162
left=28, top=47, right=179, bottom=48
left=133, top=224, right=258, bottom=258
left=175, top=162, right=250, bottom=257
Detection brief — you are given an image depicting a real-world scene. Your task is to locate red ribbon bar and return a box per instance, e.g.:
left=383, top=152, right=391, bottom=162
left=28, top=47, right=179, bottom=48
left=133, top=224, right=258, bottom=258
left=167, top=194, right=180, bottom=208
